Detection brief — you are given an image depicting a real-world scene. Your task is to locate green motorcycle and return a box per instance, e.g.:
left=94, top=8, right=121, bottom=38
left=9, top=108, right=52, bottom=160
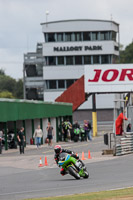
left=58, top=152, right=89, bottom=179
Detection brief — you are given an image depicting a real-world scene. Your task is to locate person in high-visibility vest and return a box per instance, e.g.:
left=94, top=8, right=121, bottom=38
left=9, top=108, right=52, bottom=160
left=63, top=119, right=71, bottom=141
left=115, top=110, right=128, bottom=135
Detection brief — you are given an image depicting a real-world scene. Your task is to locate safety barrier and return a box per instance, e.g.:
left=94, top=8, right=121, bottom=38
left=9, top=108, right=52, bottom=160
left=103, top=132, right=133, bottom=156
left=115, top=132, right=133, bottom=156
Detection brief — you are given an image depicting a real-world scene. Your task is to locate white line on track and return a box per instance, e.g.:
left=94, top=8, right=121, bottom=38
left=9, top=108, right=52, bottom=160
left=0, top=184, right=88, bottom=196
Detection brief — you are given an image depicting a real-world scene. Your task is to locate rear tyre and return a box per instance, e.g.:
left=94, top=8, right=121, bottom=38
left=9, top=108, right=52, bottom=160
left=68, top=166, right=80, bottom=180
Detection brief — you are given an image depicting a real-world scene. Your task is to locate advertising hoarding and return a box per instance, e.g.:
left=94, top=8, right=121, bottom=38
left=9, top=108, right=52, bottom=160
left=85, top=64, right=133, bottom=93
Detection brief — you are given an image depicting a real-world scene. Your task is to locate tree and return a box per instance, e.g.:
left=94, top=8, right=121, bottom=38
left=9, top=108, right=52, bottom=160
left=0, top=91, right=15, bottom=98
left=0, top=75, right=16, bottom=94
left=120, top=42, right=133, bottom=63
left=0, top=69, right=5, bottom=75
left=0, top=69, right=23, bottom=99
left=14, top=79, right=23, bottom=99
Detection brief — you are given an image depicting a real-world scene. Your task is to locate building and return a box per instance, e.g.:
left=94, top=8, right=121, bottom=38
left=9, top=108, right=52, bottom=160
left=24, top=19, right=120, bottom=122
left=0, top=99, right=72, bottom=149
left=23, top=43, right=44, bottom=101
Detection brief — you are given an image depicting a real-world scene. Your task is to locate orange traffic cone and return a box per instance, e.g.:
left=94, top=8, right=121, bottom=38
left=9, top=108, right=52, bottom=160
left=81, top=151, right=86, bottom=160
left=88, top=150, right=92, bottom=159
left=44, top=156, right=48, bottom=166
left=38, top=157, right=43, bottom=167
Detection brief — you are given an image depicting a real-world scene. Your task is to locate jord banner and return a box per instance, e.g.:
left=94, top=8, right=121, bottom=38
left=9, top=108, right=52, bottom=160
left=85, top=64, right=133, bottom=93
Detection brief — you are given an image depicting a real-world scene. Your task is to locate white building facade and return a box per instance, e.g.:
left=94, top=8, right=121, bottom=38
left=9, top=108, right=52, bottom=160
left=41, top=19, right=119, bottom=120
left=24, top=19, right=120, bottom=122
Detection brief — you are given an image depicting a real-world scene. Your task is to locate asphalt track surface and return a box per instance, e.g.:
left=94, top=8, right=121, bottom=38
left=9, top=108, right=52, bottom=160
left=0, top=138, right=133, bottom=200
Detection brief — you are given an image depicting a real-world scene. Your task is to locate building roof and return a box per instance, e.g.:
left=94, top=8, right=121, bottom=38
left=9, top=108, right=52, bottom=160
left=0, top=99, right=72, bottom=122
left=41, top=19, right=119, bottom=26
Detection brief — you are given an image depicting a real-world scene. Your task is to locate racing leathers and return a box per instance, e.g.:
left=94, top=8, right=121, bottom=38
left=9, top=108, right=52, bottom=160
left=54, top=149, right=82, bottom=175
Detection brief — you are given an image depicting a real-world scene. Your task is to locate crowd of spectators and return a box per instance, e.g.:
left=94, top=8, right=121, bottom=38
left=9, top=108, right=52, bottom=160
left=58, top=119, right=92, bottom=142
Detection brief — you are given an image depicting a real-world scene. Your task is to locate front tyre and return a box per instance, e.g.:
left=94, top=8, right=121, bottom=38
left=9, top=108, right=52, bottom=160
left=83, top=170, right=89, bottom=178
left=68, top=166, right=80, bottom=180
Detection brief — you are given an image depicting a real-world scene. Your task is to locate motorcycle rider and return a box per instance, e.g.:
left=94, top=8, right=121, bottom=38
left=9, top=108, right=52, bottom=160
left=54, top=145, right=84, bottom=175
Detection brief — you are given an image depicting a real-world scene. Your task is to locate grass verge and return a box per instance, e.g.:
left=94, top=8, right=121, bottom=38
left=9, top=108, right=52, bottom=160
left=25, top=187, right=133, bottom=200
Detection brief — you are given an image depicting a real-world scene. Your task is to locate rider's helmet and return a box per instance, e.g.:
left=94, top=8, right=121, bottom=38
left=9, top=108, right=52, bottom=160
left=54, top=145, right=62, bottom=154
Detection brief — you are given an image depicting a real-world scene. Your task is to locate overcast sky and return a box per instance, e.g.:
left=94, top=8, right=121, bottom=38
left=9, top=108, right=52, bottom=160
left=0, top=0, right=133, bottom=79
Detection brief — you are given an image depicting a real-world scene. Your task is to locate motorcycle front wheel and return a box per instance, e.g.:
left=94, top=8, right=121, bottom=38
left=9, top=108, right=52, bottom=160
left=83, top=170, right=89, bottom=178
left=68, top=166, right=80, bottom=180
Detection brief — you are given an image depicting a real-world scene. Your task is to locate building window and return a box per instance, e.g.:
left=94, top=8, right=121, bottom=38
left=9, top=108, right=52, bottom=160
left=66, top=56, right=73, bottom=65
left=26, top=88, right=38, bottom=100
left=114, top=46, right=119, bottom=51
left=75, top=32, right=81, bottom=41
left=36, top=64, right=43, bottom=76
left=100, top=31, right=109, bottom=40
left=25, top=65, right=37, bottom=77
left=100, top=32, right=104, bottom=40
left=45, top=79, right=76, bottom=90
left=101, top=55, right=109, bottom=64
left=48, top=57, right=56, bottom=65
left=112, top=31, right=117, bottom=41
left=49, top=80, right=56, bottom=89
left=83, top=32, right=91, bottom=41
left=37, top=87, right=44, bottom=100
left=105, top=32, right=109, bottom=40
left=84, top=56, right=91, bottom=64
left=92, top=32, right=99, bottom=40
left=65, top=32, right=73, bottom=41
left=75, top=56, right=82, bottom=65
left=57, top=33, right=63, bottom=42
left=93, top=55, right=100, bottom=64
left=58, top=80, right=65, bottom=89
left=112, top=55, right=118, bottom=63
left=48, top=33, right=55, bottom=42
left=45, top=80, right=49, bottom=89
left=44, top=33, right=48, bottom=42
left=57, top=56, right=64, bottom=65
left=66, top=79, right=74, bottom=88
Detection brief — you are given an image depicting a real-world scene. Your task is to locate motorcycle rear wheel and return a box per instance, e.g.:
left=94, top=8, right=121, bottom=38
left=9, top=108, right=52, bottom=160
left=68, top=166, right=80, bottom=180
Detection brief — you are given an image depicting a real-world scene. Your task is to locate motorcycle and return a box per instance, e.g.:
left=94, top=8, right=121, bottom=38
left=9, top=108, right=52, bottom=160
left=2, top=132, right=17, bottom=149
left=7, top=133, right=17, bottom=149
left=58, top=152, right=89, bottom=179
left=80, top=128, right=86, bottom=141
left=73, top=128, right=80, bottom=142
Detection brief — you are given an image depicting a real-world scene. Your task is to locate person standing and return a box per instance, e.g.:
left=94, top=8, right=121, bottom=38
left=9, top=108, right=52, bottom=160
left=63, top=119, right=72, bottom=141
left=84, top=120, right=92, bottom=141
left=126, top=123, right=131, bottom=132
left=115, top=110, right=128, bottom=135
left=46, top=122, right=54, bottom=147
left=33, top=125, right=43, bottom=149
left=0, top=130, right=3, bottom=138
left=17, top=127, right=25, bottom=154
left=72, top=121, right=80, bottom=141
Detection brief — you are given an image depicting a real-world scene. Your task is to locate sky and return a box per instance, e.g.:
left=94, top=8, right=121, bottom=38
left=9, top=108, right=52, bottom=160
left=0, top=0, right=133, bottom=79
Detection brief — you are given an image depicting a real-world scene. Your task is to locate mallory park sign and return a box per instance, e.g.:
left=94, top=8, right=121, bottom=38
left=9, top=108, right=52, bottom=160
left=53, top=45, right=102, bottom=52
